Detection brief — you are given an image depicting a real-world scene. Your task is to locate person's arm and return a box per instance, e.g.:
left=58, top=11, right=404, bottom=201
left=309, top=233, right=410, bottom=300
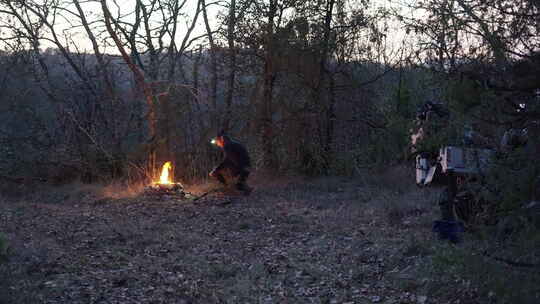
left=214, top=156, right=228, bottom=172
left=209, top=149, right=228, bottom=176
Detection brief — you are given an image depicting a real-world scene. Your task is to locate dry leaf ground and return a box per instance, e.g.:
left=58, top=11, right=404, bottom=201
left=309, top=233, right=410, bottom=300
left=0, top=167, right=521, bottom=303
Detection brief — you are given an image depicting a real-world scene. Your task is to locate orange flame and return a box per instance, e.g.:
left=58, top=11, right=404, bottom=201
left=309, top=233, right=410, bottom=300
left=158, top=161, right=172, bottom=184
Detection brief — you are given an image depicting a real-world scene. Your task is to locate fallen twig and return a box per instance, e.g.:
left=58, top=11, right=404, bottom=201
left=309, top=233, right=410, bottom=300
left=191, top=187, right=225, bottom=201
left=482, top=250, right=540, bottom=268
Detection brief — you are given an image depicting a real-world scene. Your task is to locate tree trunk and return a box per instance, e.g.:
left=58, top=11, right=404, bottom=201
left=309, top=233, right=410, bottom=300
left=100, top=0, right=157, bottom=177
left=317, top=0, right=336, bottom=173
left=166, top=0, right=180, bottom=82
left=202, top=0, right=218, bottom=114
left=223, top=0, right=237, bottom=131
left=139, top=0, right=160, bottom=80
left=324, top=73, right=337, bottom=171
left=260, top=0, right=278, bottom=170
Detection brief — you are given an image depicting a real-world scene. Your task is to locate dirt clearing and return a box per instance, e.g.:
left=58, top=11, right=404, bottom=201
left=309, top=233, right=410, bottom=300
left=1, top=169, right=481, bottom=304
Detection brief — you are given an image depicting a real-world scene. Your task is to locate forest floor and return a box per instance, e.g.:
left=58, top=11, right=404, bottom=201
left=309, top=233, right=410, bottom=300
left=0, top=167, right=506, bottom=304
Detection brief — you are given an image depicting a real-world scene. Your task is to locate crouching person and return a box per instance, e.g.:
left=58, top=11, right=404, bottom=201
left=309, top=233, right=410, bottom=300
left=210, top=131, right=253, bottom=195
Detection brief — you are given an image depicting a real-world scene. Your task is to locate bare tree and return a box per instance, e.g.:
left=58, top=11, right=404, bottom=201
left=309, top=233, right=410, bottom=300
left=223, top=0, right=237, bottom=131
left=201, top=0, right=218, bottom=112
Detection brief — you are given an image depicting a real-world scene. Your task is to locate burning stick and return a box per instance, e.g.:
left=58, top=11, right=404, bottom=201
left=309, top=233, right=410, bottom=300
left=147, top=161, right=184, bottom=195
left=158, top=161, right=172, bottom=185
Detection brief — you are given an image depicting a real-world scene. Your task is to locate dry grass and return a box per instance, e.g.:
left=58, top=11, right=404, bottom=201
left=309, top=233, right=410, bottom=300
left=1, top=168, right=535, bottom=304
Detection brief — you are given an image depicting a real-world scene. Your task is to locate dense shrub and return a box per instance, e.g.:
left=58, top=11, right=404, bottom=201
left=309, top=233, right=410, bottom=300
left=0, top=233, right=7, bottom=262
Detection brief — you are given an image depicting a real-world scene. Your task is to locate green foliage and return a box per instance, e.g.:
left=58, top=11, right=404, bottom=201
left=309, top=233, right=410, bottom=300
left=297, top=142, right=328, bottom=176
left=481, top=149, right=540, bottom=214
left=0, top=233, right=7, bottom=262
left=447, top=78, right=484, bottom=115
left=421, top=66, right=540, bottom=304
left=396, top=84, right=415, bottom=119
left=359, top=83, right=418, bottom=166
left=372, top=118, right=410, bottom=162
left=424, top=233, right=540, bottom=304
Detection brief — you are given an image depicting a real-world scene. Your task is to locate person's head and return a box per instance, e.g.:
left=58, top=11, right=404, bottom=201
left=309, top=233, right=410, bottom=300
left=213, top=130, right=230, bottom=148
left=214, top=136, right=225, bottom=148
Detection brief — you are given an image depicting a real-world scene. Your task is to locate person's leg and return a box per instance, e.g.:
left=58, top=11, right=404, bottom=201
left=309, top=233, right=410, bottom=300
left=214, top=171, right=227, bottom=185
left=235, top=168, right=251, bottom=193
left=210, top=167, right=228, bottom=186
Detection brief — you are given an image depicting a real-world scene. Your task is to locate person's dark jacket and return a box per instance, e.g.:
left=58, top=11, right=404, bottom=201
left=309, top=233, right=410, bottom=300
left=216, top=139, right=251, bottom=172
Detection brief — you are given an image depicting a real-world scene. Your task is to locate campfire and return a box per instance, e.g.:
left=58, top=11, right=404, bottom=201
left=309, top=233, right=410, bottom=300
left=146, top=161, right=185, bottom=197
